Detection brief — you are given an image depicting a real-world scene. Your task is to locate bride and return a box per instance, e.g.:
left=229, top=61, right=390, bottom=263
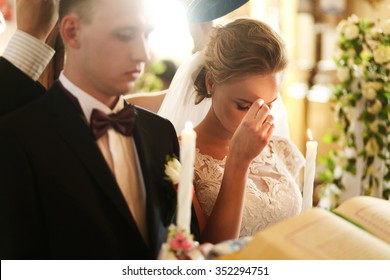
left=159, top=18, right=304, bottom=244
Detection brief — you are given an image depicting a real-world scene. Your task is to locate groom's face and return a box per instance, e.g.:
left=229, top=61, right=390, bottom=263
left=62, top=0, right=153, bottom=102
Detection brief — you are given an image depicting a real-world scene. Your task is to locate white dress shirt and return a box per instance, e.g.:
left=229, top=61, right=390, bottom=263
left=2, top=30, right=55, bottom=81
left=59, top=73, right=148, bottom=243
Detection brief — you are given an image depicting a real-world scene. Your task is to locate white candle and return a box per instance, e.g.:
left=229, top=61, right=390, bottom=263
left=301, top=129, right=318, bottom=213
left=177, top=121, right=196, bottom=232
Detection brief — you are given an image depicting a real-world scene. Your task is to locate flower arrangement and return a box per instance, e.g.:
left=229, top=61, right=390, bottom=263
left=318, top=15, right=390, bottom=209
left=160, top=156, right=199, bottom=259
left=168, top=225, right=194, bottom=252
left=160, top=224, right=198, bottom=260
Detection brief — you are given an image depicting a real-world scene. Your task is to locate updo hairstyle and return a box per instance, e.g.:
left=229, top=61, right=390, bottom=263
left=194, top=18, right=288, bottom=104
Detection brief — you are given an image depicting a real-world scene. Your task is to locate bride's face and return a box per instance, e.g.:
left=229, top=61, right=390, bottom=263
left=210, top=73, right=279, bottom=136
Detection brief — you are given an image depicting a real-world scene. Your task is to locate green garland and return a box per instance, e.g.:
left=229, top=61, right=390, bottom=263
left=318, top=15, right=390, bottom=209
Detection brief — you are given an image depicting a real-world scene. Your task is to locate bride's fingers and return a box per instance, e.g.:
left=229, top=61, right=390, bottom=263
left=264, top=121, right=275, bottom=138
left=231, top=102, right=274, bottom=161
left=245, top=99, right=264, bottom=120
left=241, top=99, right=273, bottom=135
left=254, top=103, right=270, bottom=125
left=262, top=115, right=274, bottom=130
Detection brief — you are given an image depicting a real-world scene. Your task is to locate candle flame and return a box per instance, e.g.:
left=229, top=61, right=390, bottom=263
left=307, top=129, right=313, bottom=140
left=184, top=121, right=193, bottom=130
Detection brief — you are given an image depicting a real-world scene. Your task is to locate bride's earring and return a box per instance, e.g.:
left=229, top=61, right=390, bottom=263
left=207, top=90, right=212, bottom=97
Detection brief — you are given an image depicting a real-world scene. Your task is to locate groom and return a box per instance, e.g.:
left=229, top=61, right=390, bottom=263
left=0, top=0, right=198, bottom=259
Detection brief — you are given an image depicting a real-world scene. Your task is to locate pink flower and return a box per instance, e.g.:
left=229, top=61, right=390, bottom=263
left=169, top=231, right=193, bottom=252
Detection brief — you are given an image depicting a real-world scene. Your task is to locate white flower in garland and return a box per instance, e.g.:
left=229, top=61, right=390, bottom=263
left=318, top=15, right=390, bottom=207
left=344, top=24, right=360, bottom=40
left=362, top=81, right=382, bottom=100
left=373, top=45, right=390, bottom=64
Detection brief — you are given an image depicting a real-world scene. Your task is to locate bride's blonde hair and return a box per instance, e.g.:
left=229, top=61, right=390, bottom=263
left=194, top=18, right=288, bottom=104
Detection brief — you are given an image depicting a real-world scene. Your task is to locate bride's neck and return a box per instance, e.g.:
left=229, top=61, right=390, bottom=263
left=195, top=109, right=232, bottom=158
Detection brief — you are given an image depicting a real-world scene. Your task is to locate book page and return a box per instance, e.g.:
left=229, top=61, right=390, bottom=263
left=218, top=208, right=390, bottom=260
left=333, top=196, right=390, bottom=244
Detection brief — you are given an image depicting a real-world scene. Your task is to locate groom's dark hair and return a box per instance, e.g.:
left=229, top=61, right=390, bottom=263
left=59, top=0, right=98, bottom=22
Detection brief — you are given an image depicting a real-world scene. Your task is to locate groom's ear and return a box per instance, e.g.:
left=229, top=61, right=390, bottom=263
left=61, top=14, right=81, bottom=49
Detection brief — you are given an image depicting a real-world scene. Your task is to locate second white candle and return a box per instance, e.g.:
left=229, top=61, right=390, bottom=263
left=301, top=129, right=318, bottom=213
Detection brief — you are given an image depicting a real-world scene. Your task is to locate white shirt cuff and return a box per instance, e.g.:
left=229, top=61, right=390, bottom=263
left=2, top=30, right=55, bottom=81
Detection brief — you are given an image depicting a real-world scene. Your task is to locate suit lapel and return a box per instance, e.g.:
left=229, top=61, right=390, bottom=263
left=132, top=111, right=168, bottom=255
left=44, top=84, right=145, bottom=243
left=132, top=110, right=201, bottom=246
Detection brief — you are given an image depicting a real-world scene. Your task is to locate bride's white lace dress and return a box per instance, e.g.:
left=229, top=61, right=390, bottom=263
left=194, top=135, right=305, bottom=237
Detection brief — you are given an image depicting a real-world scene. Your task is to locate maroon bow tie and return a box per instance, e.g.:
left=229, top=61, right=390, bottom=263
left=90, top=105, right=137, bottom=140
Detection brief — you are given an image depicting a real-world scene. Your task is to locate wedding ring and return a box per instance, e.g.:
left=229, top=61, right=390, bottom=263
left=264, top=121, right=273, bottom=126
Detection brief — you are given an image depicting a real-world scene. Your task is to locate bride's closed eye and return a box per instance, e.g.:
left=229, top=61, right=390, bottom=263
left=236, top=102, right=251, bottom=111
left=236, top=101, right=273, bottom=111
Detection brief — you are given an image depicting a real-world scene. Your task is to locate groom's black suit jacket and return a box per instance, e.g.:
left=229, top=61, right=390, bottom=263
left=0, top=57, right=199, bottom=259
left=0, top=57, right=46, bottom=116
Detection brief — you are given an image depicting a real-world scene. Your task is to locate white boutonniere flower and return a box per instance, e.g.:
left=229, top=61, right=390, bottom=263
left=165, top=156, right=181, bottom=186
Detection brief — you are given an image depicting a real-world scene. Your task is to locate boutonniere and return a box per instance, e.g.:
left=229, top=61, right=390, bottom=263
left=163, top=154, right=180, bottom=225
left=164, top=155, right=181, bottom=187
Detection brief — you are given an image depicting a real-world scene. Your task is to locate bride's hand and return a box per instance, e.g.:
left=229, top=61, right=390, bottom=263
left=228, top=99, right=274, bottom=163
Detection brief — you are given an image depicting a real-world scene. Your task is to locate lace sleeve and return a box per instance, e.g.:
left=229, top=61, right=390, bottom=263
left=271, top=136, right=305, bottom=179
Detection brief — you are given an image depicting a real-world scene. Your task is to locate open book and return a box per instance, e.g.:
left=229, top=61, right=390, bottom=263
left=218, top=196, right=390, bottom=259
